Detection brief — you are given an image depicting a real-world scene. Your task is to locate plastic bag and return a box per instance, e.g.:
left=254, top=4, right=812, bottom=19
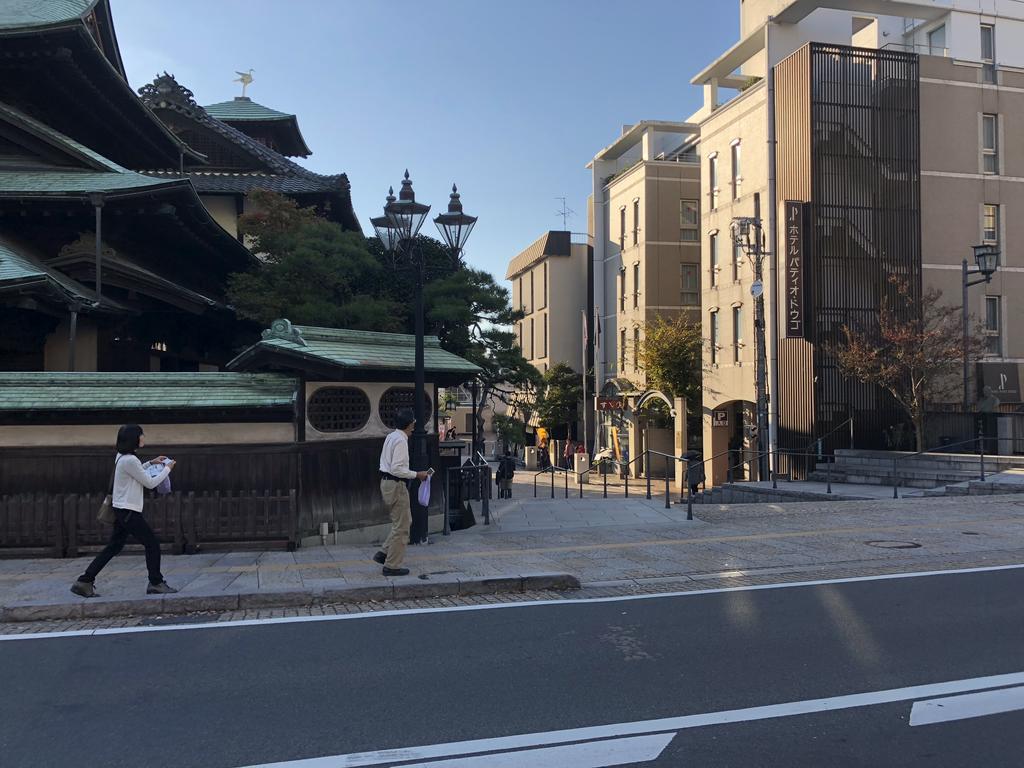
left=417, top=475, right=431, bottom=507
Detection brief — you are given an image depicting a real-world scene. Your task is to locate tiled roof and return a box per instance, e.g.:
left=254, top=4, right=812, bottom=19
left=227, top=320, right=481, bottom=376
left=0, top=170, right=177, bottom=196
left=0, top=100, right=123, bottom=172
left=146, top=170, right=344, bottom=195
left=0, top=237, right=119, bottom=308
left=0, top=372, right=297, bottom=411
left=0, top=0, right=94, bottom=30
left=203, top=97, right=294, bottom=122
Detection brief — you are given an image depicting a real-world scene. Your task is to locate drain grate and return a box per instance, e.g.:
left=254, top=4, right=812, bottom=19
left=864, top=540, right=922, bottom=549
left=962, top=531, right=981, bottom=536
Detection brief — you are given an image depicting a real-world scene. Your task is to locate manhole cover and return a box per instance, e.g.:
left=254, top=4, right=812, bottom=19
left=864, top=540, right=922, bottom=549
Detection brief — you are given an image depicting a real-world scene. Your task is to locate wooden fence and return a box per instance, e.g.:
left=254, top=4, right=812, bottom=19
left=0, top=489, right=297, bottom=558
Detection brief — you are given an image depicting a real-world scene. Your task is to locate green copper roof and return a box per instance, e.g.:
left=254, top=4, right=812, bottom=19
left=0, top=101, right=179, bottom=196
left=0, top=237, right=109, bottom=306
left=203, top=97, right=294, bottom=122
left=227, top=320, right=481, bottom=376
left=0, top=372, right=296, bottom=411
left=0, top=0, right=95, bottom=30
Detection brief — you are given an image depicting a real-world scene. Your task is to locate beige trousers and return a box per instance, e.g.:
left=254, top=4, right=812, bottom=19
left=380, top=478, right=411, bottom=569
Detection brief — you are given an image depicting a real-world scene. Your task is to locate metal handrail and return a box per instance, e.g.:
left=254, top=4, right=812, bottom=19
left=891, top=434, right=985, bottom=499
left=802, top=417, right=854, bottom=455
left=533, top=464, right=571, bottom=499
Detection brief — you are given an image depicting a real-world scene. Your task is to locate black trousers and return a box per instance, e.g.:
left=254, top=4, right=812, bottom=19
left=79, top=508, right=164, bottom=585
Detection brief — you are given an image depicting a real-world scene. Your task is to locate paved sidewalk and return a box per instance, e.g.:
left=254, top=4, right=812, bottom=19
left=2, top=495, right=1024, bottom=622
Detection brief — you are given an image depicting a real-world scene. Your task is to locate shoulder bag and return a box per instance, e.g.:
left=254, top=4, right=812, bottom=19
left=97, top=456, right=124, bottom=525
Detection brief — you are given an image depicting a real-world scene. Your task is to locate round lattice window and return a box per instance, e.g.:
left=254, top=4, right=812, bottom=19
left=307, top=387, right=371, bottom=433
left=378, top=387, right=433, bottom=428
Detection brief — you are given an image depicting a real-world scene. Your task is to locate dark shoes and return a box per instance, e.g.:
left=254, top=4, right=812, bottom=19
left=372, top=550, right=387, bottom=564
left=146, top=581, right=178, bottom=595
left=70, top=581, right=97, bottom=598
left=382, top=567, right=410, bottom=576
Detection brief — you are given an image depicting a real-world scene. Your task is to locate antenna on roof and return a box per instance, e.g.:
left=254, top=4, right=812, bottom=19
left=234, top=68, right=255, bottom=98
left=555, top=197, right=575, bottom=231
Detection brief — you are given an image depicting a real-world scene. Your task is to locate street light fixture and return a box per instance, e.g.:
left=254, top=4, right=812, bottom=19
left=963, top=244, right=1000, bottom=408
left=373, top=172, right=477, bottom=539
left=730, top=199, right=770, bottom=483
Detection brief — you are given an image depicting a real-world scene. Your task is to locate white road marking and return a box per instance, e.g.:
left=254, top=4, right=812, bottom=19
left=399, top=734, right=675, bottom=768
left=231, top=671, right=1024, bottom=768
left=910, top=685, right=1024, bottom=726
left=2, top=562, right=1022, bottom=642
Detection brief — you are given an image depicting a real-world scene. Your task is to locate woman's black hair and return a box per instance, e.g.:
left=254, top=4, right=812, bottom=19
left=115, top=424, right=144, bottom=455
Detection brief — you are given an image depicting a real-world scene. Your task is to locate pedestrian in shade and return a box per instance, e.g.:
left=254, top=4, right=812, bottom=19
left=70, top=425, right=177, bottom=598
left=373, top=409, right=431, bottom=576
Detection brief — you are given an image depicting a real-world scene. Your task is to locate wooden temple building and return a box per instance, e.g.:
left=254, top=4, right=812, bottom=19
left=0, top=0, right=359, bottom=373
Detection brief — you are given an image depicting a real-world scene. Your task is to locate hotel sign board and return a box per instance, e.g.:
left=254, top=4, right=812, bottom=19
left=784, top=201, right=806, bottom=339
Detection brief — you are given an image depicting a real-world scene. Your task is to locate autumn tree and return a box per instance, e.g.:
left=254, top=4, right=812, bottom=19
left=636, top=315, right=706, bottom=407
left=833, top=278, right=981, bottom=451
left=534, top=362, right=584, bottom=438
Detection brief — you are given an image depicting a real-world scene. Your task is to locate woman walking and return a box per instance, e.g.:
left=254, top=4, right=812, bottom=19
left=70, top=425, right=178, bottom=598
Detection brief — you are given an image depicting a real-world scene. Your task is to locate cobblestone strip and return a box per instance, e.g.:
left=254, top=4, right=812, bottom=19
left=3, top=551, right=1022, bottom=636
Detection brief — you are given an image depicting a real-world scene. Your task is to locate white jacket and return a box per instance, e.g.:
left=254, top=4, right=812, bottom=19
left=111, top=453, right=171, bottom=512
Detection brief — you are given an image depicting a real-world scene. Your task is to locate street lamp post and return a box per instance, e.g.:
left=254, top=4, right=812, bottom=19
left=962, top=244, right=999, bottom=409
left=731, top=195, right=770, bottom=481
left=371, top=174, right=477, bottom=479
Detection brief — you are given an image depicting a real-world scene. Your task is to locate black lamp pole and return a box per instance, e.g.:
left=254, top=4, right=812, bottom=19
left=962, top=244, right=999, bottom=409
left=371, top=173, right=478, bottom=476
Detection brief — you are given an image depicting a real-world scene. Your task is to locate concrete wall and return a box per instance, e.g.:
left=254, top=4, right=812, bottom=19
left=304, top=381, right=436, bottom=441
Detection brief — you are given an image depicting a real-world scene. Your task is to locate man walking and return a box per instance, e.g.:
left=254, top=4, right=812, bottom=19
left=373, top=409, right=429, bottom=576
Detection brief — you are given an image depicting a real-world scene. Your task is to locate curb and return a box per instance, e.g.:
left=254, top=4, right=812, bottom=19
left=0, top=573, right=581, bottom=623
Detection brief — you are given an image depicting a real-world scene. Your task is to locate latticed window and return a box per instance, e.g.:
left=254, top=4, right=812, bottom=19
left=379, top=387, right=433, bottom=428
left=307, top=387, right=371, bottom=433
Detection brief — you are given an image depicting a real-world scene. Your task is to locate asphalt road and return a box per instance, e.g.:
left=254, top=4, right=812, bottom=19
left=1, top=567, right=1023, bottom=767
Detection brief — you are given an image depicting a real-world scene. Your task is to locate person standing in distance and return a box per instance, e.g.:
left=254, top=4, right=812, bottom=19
left=373, top=409, right=430, bottom=576
left=70, top=424, right=177, bottom=598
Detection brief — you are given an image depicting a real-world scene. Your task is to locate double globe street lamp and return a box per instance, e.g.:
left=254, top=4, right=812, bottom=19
left=370, top=171, right=477, bottom=479
left=963, top=244, right=1000, bottom=409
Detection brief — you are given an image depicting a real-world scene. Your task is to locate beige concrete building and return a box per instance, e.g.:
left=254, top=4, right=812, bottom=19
left=507, top=231, right=591, bottom=375
left=586, top=123, right=702, bottom=476
left=687, top=0, right=1024, bottom=483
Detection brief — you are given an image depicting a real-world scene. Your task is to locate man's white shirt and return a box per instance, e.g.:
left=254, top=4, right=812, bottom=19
left=379, top=429, right=417, bottom=479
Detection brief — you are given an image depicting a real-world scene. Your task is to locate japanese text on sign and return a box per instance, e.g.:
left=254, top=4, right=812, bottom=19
left=784, top=201, right=804, bottom=339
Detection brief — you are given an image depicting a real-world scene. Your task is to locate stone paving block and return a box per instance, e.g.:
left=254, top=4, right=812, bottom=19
left=320, top=583, right=394, bottom=603
left=81, top=595, right=168, bottom=619
left=520, top=572, right=581, bottom=590
left=160, top=591, right=241, bottom=614
left=1, top=600, right=84, bottom=622
left=391, top=578, right=461, bottom=599
left=238, top=588, right=314, bottom=609
left=457, top=576, right=522, bottom=595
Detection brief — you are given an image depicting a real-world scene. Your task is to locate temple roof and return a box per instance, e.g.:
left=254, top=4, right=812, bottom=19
left=0, top=2, right=199, bottom=168
left=227, top=319, right=481, bottom=384
left=0, top=235, right=124, bottom=311
left=139, top=73, right=358, bottom=230
left=204, top=97, right=292, bottom=122
left=0, top=372, right=296, bottom=412
left=202, top=96, right=312, bottom=158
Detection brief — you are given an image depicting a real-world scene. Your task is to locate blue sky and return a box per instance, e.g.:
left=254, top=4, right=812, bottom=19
left=112, top=0, right=738, bottom=283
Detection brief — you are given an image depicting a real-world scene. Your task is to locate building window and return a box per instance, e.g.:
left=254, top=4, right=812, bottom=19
left=927, top=24, right=946, bottom=56
left=517, top=277, right=523, bottom=311
left=308, top=387, right=371, bottom=433
left=981, top=23, right=996, bottom=83
left=518, top=322, right=523, bottom=350
left=732, top=240, right=742, bottom=281
left=540, top=262, right=547, bottom=308
left=632, top=263, right=640, bottom=308
left=619, top=267, right=626, bottom=311
left=680, top=199, right=699, bottom=242
left=680, top=263, right=699, bottom=306
left=530, top=318, right=535, bottom=360
left=632, top=199, right=640, bottom=246
left=985, top=295, right=1001, bottom=356
left=529, top=270, right=534, bottom=312
left=732, top=306, right=743, bottom=363
left=710, top=232, right=719, bottom=287
left=731, top=141, right=742, bottom=200
left=709, top=155, right=719, bottom=210
left=619, top=206, right=626, bottom=250
left=379, top=387, right=432, bottom=428
left=620, top=329, right=626, bottom=372
left=982, top=114, right=998, bottom=174
left=633, top=327, right=640, bottom=371
left=983, top=204, right=1000, bottom=247
left=710, top=311, right=719, bottom=365
left=542, top=313, right=548, bottom=357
